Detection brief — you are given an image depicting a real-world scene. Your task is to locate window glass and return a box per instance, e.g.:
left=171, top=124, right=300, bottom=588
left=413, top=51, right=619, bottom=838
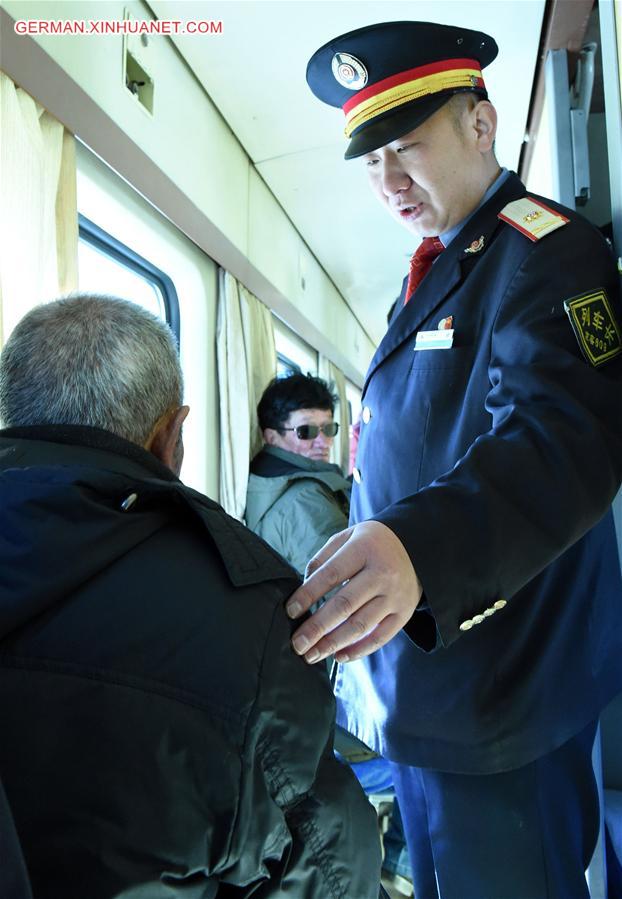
left=77, top=215, right=180, bottom=340
left=276, top=353, right=301, bottom=377
left=345, top=379, right=362, bottom=430
left=273, top=317, right=318, bottom=376
left=78, top=240, right=165, bottom=319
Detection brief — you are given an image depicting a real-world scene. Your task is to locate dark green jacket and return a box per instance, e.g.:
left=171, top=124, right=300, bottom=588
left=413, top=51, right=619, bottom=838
left=0, top=426, right=381, bottom=898
left=245, top=447, right=350, bottom=575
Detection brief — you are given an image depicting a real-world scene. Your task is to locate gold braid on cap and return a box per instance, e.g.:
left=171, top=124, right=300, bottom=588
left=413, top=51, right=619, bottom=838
left=342, top=57, right=485, bottom=137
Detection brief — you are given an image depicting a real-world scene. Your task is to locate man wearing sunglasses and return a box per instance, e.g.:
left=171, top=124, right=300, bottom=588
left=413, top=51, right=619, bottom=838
left=247, top=372, right=415, bottom=894
left=245, top=373, right=350, bottom=577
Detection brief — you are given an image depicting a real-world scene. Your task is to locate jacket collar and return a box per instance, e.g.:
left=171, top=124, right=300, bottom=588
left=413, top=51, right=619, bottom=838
left=362, top=171, right=527, bottom=397
left=0, top=424, right=177, bottom=482
left=0, top=425, right=297, bottom=590
left=251, top=445, right=344, bottom=477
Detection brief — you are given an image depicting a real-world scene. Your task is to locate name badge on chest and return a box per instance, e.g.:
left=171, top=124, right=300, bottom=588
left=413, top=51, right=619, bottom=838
left=414, top=328, right=455, bottom=351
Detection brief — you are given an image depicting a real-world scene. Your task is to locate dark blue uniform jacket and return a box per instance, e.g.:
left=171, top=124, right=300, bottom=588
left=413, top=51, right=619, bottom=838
left=339, top=172, right=622, bottom=774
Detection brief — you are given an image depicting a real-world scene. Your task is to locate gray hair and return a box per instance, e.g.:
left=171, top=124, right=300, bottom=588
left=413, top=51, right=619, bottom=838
left=0, top=294, right=183, bottom=446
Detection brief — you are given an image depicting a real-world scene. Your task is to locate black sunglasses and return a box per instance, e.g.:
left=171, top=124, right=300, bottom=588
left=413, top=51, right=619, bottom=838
left=280, top=422, right=339, bottom=440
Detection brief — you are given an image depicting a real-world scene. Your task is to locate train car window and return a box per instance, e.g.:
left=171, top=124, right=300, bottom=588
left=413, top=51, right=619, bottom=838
left=273, top=317, right=318, bottom=377
left=78, top=214, right=180, bottom=342
left=345, top=379, right=362, bottom=431
left=276, top=352, right=301, bottom=377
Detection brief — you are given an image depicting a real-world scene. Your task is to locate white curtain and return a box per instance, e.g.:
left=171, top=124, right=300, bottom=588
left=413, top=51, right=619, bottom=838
left=0, top=73, right=78, bottom=348
left=318, top=355, right=350, bottom=474
left=216, top=269, right=276, bottom=520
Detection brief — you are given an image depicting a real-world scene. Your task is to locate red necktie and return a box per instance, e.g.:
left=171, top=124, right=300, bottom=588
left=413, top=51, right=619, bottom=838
left=404, top=236, right=444, bottom=304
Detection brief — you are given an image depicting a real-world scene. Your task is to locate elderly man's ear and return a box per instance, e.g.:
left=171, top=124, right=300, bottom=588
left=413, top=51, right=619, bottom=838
left=145, top=406, right=190, bottom=474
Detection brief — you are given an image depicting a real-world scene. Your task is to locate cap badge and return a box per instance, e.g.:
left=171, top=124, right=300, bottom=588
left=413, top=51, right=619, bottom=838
left=331, top=52, right=368, bottom=90
left=464, top=236, right=485, bottom=254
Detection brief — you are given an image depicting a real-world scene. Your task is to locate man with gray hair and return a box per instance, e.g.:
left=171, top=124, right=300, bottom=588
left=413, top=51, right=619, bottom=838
left=0, top=294, right=381, bottom=899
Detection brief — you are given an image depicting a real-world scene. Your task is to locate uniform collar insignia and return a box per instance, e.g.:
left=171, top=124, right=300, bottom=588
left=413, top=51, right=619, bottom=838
left=464, top=235, right=485, bottom=254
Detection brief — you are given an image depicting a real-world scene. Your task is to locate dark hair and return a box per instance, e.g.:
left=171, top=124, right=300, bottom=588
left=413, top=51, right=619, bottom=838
left=257, top=374, right=337, bottom=431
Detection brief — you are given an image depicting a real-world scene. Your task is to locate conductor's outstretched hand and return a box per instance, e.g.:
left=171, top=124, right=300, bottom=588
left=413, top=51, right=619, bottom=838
left=286, top=520, right=423, bottom=664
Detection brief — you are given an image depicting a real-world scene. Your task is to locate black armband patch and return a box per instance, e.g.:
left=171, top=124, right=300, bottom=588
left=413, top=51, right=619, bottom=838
left=564, top=289, right=622, bottom=367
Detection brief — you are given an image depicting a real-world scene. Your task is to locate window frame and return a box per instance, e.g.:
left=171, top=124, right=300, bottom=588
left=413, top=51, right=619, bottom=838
left=78, top=213, right=180, bottom=341
left=276, top=351, right=302, bottom=377
left=272, top=315, right=318, bottom=377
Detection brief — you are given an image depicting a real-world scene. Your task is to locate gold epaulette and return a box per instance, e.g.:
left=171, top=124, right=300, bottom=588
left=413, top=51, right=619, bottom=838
left=498, top=197, right=569, bottom=241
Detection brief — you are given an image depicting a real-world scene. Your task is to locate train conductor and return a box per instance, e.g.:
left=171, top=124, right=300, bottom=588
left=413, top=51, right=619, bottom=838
left=286, top=20, right=622, bottom=899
